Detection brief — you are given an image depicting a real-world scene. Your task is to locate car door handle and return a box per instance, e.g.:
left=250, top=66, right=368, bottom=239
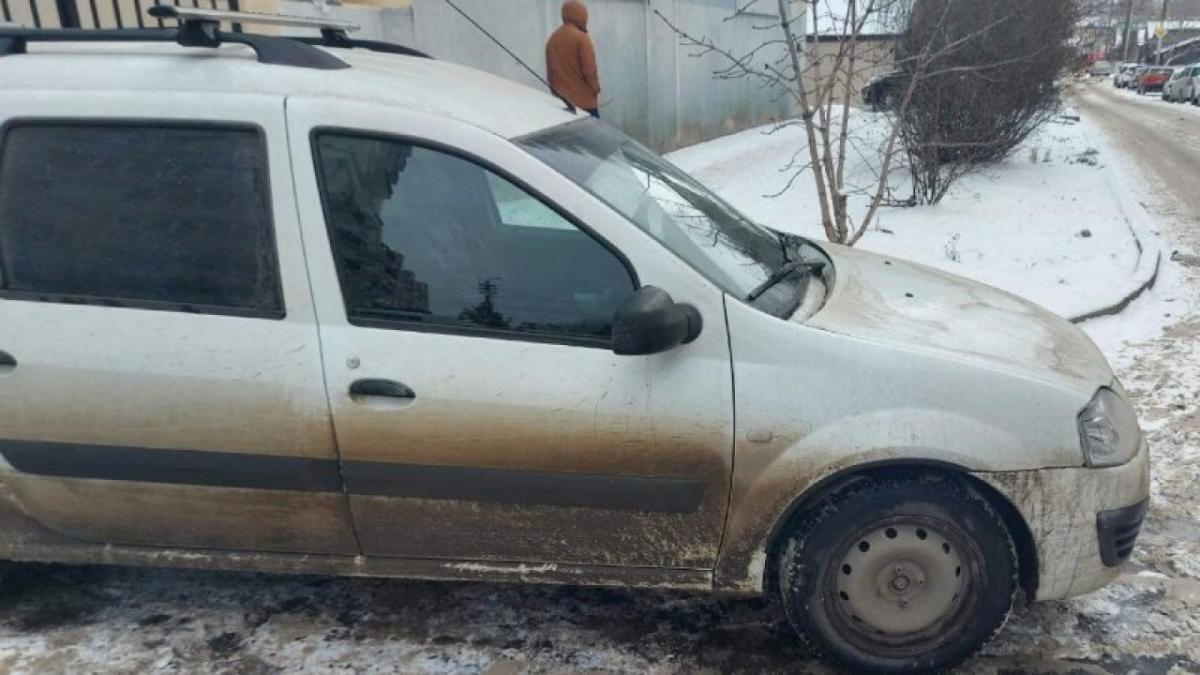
left=0, top=351, right=15, bottom=374
left=349, top=379, right=416, bottom=400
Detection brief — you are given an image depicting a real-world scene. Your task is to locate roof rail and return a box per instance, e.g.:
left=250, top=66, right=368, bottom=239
left=294, top=35, right=431, bottom=59
left=150, top=6, right=360, bottom=37
left=0, top=24, right=349, bottom=69
left=0, top=7, right=429, bottom=67
left=152, top=6, right=430, bottom=58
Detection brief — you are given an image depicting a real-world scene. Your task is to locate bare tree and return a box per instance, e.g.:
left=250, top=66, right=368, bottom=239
left=899, top=0, right=1078, bottom=204
left=658, top=1, right=1077, bottom=245
left=659, top=1, right=1028, bottom=245
left=659, top=0, right=922, bottom=245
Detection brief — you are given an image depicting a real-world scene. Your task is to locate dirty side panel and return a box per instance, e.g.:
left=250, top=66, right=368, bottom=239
left=323, top=329, right=734, bottom=569
left=973, top=439, right=1151, bottom=601
left=0, top=91, right=357, bottom=554
left=285, top=98, right=737, bottom=572
left=715, top=296, right=1097, bottom=592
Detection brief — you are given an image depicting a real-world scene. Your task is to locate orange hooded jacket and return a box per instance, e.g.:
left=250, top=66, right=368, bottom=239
left=545, top=0, right=600, bottom=110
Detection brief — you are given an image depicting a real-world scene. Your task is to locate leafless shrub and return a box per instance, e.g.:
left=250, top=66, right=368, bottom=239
left=897, top=0, right=1079, bottom=204
left=656, top=1, right=1038, bottom=246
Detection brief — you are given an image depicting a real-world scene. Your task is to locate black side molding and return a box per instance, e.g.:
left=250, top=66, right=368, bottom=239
left=1, top=440, right=343, bottom=493
left=0, top=439, right=705, bottom=513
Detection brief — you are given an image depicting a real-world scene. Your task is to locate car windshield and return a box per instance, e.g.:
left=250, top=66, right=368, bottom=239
left=517, top=118, right=817, bottom=317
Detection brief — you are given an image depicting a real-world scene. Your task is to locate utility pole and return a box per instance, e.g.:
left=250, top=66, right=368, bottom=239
left=1157, top=0, right=1169, bottom=64
left=1121, top=0, right=1136, bottom=62
left=1106, top=0, right=1117, bottom=56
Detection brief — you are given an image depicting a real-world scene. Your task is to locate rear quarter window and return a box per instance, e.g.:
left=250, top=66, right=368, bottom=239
left=0, top=122, right=283, bottom=318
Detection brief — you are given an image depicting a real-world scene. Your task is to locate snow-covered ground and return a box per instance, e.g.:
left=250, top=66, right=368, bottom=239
left=667, top=107, right=1167, bottom=331
left=1113, top=85, right=1200, bottom=116
left=0, top=94, right=1197, bottom=673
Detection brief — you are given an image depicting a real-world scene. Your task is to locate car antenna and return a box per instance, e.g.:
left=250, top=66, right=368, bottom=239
left=441, top=0, right=577, bottom=114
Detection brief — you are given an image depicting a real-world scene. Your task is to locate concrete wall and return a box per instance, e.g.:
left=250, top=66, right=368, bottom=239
left=6, top=0, right=800, bottom=150
left=802, top=36, right=897, bottom=108
left=280, top=0, right=800, bottom=151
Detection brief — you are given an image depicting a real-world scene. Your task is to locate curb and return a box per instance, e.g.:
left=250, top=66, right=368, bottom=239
left=1070, top=251, right=1161, bottom=323
left=1067, top=116, right=1165, bottom=324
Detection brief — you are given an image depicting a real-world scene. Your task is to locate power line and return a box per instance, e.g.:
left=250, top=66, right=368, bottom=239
left=440, top=0, right=576, bottom=111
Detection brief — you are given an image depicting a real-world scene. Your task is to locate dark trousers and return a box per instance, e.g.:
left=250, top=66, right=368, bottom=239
left=585, top=108, right=599, bottom=118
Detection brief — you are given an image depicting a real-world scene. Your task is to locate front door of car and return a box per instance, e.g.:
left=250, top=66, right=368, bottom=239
left=0, top=94, right=357, bottom=555
left=287, top=100, right=734, bottom=569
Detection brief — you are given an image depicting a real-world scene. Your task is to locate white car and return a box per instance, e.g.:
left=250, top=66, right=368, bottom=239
left=1115, top=62, right=1141, bottom=88
left=0, top=10, right=1149, bottom=674
left=1161, top=62, right=1200, bottom=100
left=1089, top=60, right=1113, bottom=77
left=1165, top=63, right=1200, bottom=102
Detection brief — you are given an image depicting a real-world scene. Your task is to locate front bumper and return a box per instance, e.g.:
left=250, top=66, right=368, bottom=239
left=972, top=438, right=1150, bottom=601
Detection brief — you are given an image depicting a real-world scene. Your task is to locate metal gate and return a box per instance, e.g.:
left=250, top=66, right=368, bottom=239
left=1, top=0, right=240, bottom=30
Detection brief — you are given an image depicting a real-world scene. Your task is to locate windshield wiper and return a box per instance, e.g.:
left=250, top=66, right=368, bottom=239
left=746, top=260, right=825, bottom=302
left=776, top=230, right=792, bottom=263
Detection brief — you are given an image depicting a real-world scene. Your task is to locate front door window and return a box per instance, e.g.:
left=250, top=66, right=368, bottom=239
left=313, top=133, right=635, bottom=345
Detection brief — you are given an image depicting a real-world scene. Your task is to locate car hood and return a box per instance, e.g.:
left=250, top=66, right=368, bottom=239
left=800, top=244, right=1113, bottom=392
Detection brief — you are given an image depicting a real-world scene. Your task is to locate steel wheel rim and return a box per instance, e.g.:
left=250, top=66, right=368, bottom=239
left=823, top=516, right=978, bottom=654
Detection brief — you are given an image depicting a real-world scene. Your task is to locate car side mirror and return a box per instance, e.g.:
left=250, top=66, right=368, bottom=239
left=612, top=286, right=702, bottom=356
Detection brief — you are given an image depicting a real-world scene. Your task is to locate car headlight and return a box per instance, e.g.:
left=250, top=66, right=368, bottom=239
left=1078, top=387, right=1141, bottom=467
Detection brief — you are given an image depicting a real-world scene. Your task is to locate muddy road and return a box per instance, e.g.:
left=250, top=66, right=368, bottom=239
left=0, top=85, right=1199, bottom=673
left=1074, top=82, right=1200, bottom=224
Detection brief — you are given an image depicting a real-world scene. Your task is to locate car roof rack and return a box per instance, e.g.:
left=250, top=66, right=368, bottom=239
left=156, top=6, right=361, bottom=34
left=153, top=6, right=431, bottom=58
left=0, top=5, right=430, bottom=69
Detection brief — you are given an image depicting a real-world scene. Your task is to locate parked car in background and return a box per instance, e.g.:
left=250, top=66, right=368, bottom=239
left=1115, top=62, right=1142, bottom=88
left=1163, top=65, right=1199, bottom=101
left=1163, top=67, right=1186, bottom=101
left=862, top=70, right=906, bottom=111
left=1138, top=66, right=1175, bottom=94
left=1089, top=60, right=1114, bottom=78
left=1129, top=65, right=1148, bottom=89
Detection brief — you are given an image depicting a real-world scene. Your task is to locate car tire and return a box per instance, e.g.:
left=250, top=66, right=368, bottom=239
left=777, top=472, right=1018, bottom=674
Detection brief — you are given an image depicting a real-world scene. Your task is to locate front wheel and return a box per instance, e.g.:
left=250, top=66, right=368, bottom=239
left=777, top=473, right=1018, bottom=674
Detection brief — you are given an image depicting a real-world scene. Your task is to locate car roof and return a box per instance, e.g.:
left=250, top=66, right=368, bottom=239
left=0, top=41, right=581, bottom=138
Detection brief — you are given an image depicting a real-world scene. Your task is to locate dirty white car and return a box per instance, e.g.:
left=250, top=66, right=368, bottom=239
left=0, top=10, right=1149, bottom=674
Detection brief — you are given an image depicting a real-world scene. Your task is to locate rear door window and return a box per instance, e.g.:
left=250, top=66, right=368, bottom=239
left=0, top=123, right=283, bottom=317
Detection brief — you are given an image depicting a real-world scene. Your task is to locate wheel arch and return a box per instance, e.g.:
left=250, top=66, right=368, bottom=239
left=759, top=461, right=1039, bottom=600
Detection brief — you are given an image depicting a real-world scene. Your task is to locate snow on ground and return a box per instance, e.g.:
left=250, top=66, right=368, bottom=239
left=667, top=108, right=1159, bottom=324
left=1113, top=85, right=1200, bottom=116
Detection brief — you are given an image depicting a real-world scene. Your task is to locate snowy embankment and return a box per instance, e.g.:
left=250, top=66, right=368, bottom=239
left=667, top=108, right=1163, bottom=329
left=1114, top=84, right=1200, bottom=115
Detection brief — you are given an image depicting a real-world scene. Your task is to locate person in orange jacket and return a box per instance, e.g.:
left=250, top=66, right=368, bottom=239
left=545, top=0, right=601, bottom=117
